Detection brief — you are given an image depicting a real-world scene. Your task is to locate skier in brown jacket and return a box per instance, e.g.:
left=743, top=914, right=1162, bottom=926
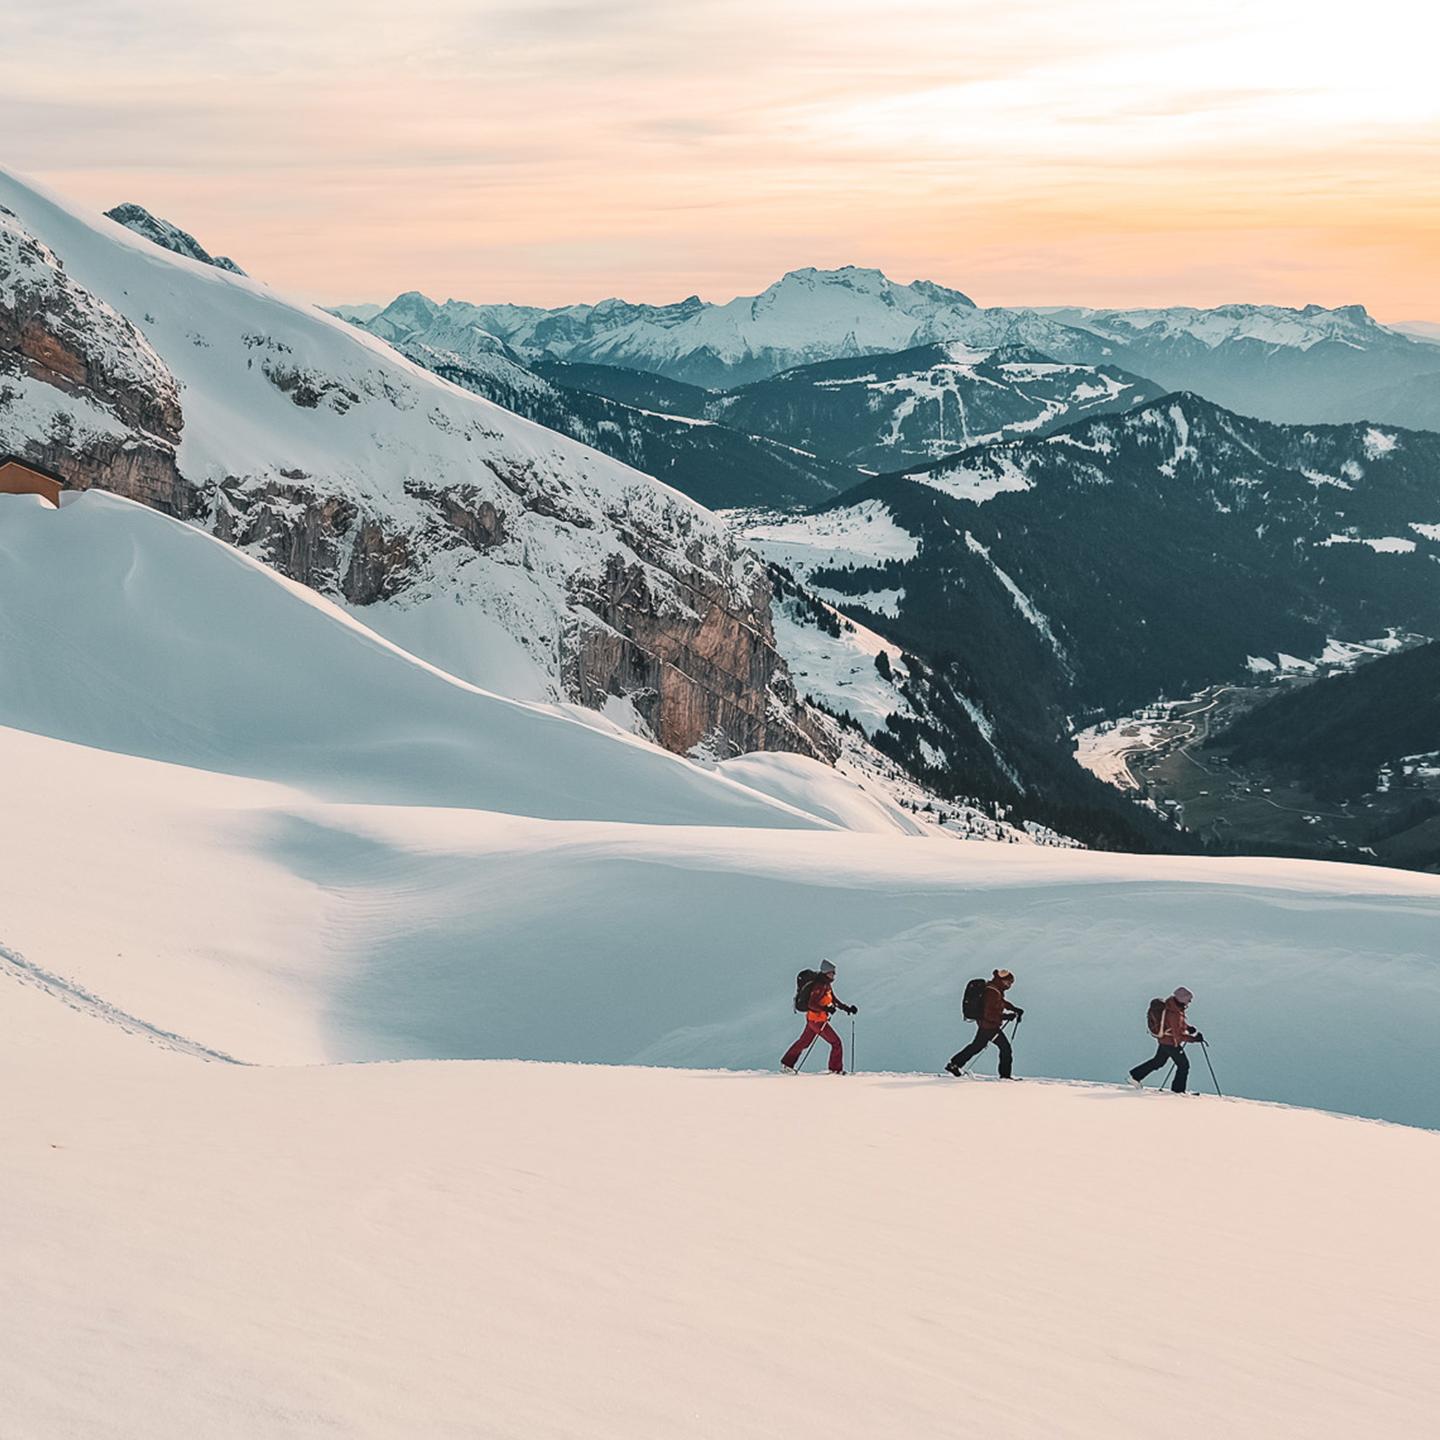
left=945, top=969, right=1023, bottom=1078
left=1129, top=987, right=1204, bottom=1093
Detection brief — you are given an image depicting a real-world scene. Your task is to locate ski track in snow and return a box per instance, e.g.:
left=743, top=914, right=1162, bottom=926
left=0, top=941, right=247, bottom=1065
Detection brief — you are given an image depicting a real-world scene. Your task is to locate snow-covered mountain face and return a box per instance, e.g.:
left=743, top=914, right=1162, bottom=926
left=0, top=169, right=826, bottom=759
left=352, top=268, right=1118, bottom=390
left=714, top=343, right=1164, bottom=470
left=104, top=202, right=246, bottom=275
left=746, top=396, right=1440, bottom=846
left=1045, top=302, right=1440, bottom=426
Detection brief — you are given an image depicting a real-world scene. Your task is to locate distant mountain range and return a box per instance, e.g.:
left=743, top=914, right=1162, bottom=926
left=335, top=289, right=1165, bottom=506
left=1041, top=302, right=1440, bottom=426
left=341, top=270, right=1440, bottom=431
left=343, top=269, right=1125, bottom=388
left=1390, top=321, right=1440, bottom=345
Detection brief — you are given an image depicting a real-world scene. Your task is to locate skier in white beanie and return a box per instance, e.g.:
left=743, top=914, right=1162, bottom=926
left=1128, top=987, right=1204, bottom=1093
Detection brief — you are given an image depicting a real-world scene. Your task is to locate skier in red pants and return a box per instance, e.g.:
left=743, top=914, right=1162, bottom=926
left=781, top=960, right=856, bottom=1074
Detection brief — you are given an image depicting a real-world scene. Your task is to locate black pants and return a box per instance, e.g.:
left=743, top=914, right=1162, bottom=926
left=949, top=1025, right=1012, bottom=1078
left=1131, top=1043, right=1189, bottom=1092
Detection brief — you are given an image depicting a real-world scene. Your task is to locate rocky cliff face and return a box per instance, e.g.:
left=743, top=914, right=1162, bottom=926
left=0, top=182, right=830, bottom=764
left=1, top=204, right=192, bottom=513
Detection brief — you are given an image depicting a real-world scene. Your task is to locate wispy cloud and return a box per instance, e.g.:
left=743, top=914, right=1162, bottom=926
left=3, top=0, right=1436, bottom=315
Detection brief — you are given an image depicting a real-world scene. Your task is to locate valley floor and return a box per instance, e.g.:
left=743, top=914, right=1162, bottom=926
left=1077, top=674, right=1440, bottom=871
left=4, top=977, right=1437, bottom=1440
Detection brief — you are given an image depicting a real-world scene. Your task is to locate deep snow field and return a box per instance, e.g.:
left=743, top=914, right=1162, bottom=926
left=4, top=487, right=1440, bottom=1436
left=6, top=979, right=1439, bottom=1440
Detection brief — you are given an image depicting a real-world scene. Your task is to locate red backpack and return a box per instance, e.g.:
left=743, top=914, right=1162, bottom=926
left=1146, top=997, right=1166, bottom=1037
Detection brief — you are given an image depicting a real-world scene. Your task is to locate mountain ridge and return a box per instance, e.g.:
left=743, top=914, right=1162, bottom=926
left=0, top=167, right=827, bottom=760
left=336, top=272, right=1440, bottom=425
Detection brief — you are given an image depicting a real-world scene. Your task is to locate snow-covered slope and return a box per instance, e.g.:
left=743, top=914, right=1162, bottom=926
left=5, top=453, right=1440, bottom=1433
left=0, top=167, right=817, bottom=757
left=5, top=989, right=1438, bottom=1440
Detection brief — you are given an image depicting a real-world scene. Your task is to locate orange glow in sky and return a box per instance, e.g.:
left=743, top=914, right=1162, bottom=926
left=6, top=0, right=1439, bottom=317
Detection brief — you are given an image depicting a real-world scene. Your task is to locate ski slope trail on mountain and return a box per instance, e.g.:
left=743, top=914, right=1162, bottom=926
left=3, top=981, right=1438, bottom=1440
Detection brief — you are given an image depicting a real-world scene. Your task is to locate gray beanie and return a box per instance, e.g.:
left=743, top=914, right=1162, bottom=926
left=1173, top=986, right=1194, bottom=1005
left=819, top=960, right=836, bottom=976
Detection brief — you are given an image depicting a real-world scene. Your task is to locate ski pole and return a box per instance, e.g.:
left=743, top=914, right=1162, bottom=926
left=851, top=1013, right=856, bottom=1075
left=795, top=1031, right=820, bottom=1071
left=1155, top=1062, right=1174, bottom=1090
left=1200, top=1040, right=1223, bottom=1097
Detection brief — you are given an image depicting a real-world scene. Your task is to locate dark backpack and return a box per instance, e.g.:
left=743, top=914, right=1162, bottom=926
left=794, top=969, right=824, bottom=1013
left=962, top=977, right=988, bottom=1022
left=1146, top=997, right=1166, bottom=1037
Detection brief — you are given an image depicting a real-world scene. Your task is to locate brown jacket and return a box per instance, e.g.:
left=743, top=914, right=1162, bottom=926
left=980, top=980, right=1018, bottom=1031
left=1157, top=996, right=1195, bottom=1047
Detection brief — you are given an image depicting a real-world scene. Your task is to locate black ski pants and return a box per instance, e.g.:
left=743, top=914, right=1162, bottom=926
left=950, top=1025, right=1012, bottom=1078
left=1131, top=1043, right=1189, bottom=1092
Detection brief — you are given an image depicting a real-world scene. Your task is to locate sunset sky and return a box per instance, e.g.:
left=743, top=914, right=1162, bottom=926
left=6, top=0, right=1438, bottom=317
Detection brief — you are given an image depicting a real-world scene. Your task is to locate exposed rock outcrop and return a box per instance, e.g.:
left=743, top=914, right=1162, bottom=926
left=105, top=203, right=246, bottom=275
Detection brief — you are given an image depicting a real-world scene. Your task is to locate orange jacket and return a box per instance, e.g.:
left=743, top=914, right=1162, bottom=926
left=1157, top=997, right=1196, bottom=1047
left=807, top=981, right=835, bottom=1024
left=981, top=981, right=1017, bottom=1031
